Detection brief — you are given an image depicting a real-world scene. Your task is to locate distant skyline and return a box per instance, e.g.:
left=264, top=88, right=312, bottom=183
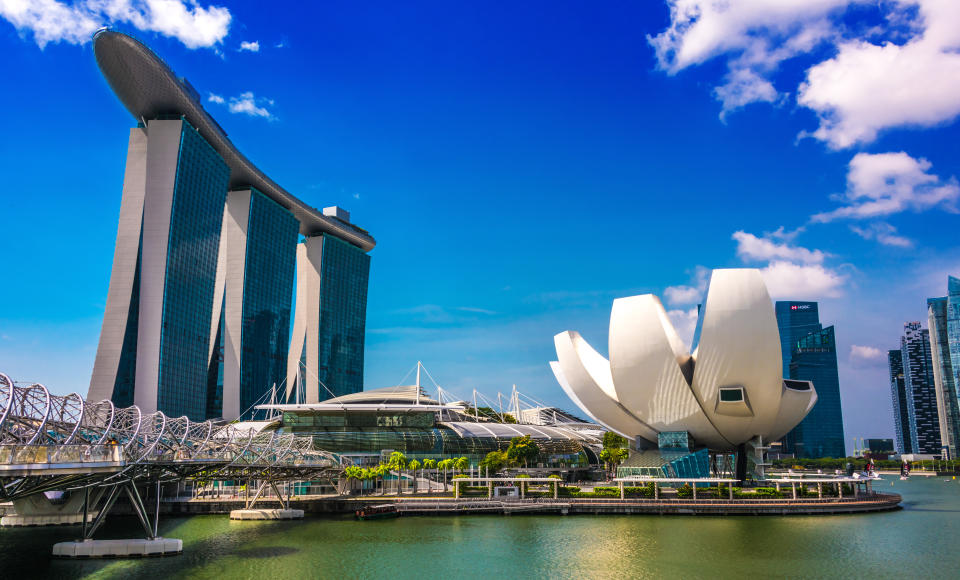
left=2, top=1, right=959, bottom=452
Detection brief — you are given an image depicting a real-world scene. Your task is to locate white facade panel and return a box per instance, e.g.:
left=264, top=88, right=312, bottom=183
left=134, top=119, right=183, bottom=413
left=220, top=190, right=253, bottom=420
left=88, top=128, right=148, bottom=402
left=551, top=268, right=816, bottom=451
left=286, top=237, right=324, bottom=403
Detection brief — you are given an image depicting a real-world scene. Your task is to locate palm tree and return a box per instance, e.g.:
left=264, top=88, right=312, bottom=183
left=409, top=459, right=422, bottom=493
left=388, top=451, right=408, bottom=494
left=454, top=456, right=469, bottom=475
left=422, top=459, right=437, bottom=493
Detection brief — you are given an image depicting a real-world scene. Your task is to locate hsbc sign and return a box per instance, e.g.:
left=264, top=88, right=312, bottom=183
left=790, top=304, right=812, bottom=310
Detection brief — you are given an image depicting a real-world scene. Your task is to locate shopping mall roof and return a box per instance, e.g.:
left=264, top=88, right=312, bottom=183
left=93, top=29, right=375, bottom=251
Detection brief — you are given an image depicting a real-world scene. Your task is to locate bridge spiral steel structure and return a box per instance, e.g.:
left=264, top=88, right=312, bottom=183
left=0, top=373, right=339, bottom=501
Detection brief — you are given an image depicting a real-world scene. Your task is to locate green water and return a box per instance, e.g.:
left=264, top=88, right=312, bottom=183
left=2, top=477, right=958, bottom=579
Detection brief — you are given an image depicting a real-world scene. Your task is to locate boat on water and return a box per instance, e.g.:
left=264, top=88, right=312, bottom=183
left=900, top=461, right=910, bottom=481
left=356, top=504, right=400, bottom=520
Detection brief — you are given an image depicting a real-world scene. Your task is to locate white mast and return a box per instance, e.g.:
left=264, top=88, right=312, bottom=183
left=416, top=360, right=422, bottom=405
left=473, top=389, right=479, bottom=422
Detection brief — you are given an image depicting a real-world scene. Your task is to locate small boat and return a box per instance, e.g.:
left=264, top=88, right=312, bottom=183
left=356, top=504, right=399, bottom=520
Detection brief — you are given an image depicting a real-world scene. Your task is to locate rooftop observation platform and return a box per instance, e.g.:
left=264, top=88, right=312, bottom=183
left=92, top=29, right=375, bottom=252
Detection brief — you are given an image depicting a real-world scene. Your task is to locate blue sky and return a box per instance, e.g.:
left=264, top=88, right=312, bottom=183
left=1, top=1, right=959, bottom=451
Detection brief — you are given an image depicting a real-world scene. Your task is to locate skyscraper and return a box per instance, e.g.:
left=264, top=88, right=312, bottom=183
left=888, top=350, right=913, bottom=454
left=900, top=321, right=941, bottom=455
left=928, top=297, right=960, bottom=458
left=88, top=31, right=375, bottom=420
left=775, top=301, right=846, bottom=458
left=286, top=229, right=371, bottom=402
left=926, top=275, right=960, bottom=459
left=89, top=118, right=229, bottom=419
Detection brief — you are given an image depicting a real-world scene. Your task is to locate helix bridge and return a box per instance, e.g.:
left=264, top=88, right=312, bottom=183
left=0, top=372, right=339, bottom=549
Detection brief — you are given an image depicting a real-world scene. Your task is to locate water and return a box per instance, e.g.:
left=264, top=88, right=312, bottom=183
left=2, top=477, right=958, bottom=579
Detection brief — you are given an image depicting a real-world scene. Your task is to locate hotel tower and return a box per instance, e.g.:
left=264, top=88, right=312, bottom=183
left=88, top=31, right=375, bottom=421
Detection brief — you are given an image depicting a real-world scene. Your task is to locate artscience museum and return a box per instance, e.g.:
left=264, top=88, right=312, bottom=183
left=551, top=269, right=818, bottom=480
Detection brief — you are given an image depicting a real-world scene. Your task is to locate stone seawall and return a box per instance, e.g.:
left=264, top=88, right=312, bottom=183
left=108, top=492, right=901, bottom=517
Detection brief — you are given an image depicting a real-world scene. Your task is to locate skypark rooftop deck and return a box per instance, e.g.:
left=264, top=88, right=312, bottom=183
left=93, top=29, right=375, bottom=251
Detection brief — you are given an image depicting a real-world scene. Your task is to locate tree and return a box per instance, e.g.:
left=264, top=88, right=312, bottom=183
left=480, top=450, right=508, bottom=474
left=507, top=435, right=539, bottom=467
left=388, top=451, right=409, bottom=494
left=409, top=459, right=422, bottom=493
left=454, top=456, right=469, bottom=473
left=599, top=447, right=628, bottom=477
left=602, top=431, right=628, bottom=451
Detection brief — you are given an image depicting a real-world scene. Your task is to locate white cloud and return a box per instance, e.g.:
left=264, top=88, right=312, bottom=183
left=812, top=152, right=960, bottom=222
left=239, top=40, right=259, bottom=52
left=850, top=344, right=885, bottom=362
left=849, top=222, right=913, bottom=248
left=650, top=1, right=960, bottom=146
left=732, top=230, right=825, bottom=264
left=224, top=91, right=273, bottom=118
left=648, top=0, right=852, bottom=116
left=732, top=230, right=846, bottom=299
left=666, top=307, right=699, bottom=350
left=0, top=0, right=100, bottom=47
left=759, top=260, right=846, bottom=299
left=798, top=1, right=960, bottom=148
left=663, top=265, right=709, bottom=306
left=207, top=92, right=224, bottom=104
left=664, top=285, right=702, bottom=306
left=0, top=0, right=231, bottom=49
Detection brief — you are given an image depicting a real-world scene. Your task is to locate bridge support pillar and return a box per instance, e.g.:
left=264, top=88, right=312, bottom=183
left=51, top=481, right=182, bottom=559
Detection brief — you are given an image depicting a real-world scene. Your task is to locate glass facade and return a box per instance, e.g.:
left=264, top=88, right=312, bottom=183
left=901, top=322, right=941, bottom=455
left=948, top=276, right=960, bottom=429
left=316, top=235, right=371, bottom=397
left=889, top=350, right=913, bottom=454
left=205, top=304, right=224, bottom=419
left=278, top=410, right=591, bottom=466
left=110, top=242, right=141, bottom=408
left=775, top=302, right=846, bottom=458
left=928, top=297, right=960, bottom=458
left=238, top=189, right=298, bottom=416
left=156, top=119, right=230, bottom=419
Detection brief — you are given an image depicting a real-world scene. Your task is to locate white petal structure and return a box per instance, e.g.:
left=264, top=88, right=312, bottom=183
left=552, top=268, right=817, bottom=451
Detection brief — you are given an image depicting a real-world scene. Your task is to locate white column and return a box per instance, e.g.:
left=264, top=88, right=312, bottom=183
left=286, top=237, right=324, bottom=403
left=89, top=127, right=148, bottom=402
left=221, top=190, right=252, bottom=420
left=135, top=120, right=184, bottom=413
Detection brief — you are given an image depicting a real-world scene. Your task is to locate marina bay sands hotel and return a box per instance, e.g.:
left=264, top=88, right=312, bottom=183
left=88, top=30, right=375, bottom=421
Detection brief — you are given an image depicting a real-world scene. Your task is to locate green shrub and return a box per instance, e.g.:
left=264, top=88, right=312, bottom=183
left=676, top=484, right=693, bottom=499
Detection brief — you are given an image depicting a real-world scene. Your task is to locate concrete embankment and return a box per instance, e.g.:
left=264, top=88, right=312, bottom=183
left=109, top=492, right=901, bottom=517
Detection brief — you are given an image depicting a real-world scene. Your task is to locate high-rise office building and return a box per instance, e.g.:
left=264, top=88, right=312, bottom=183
left=286, top=230, right=371, bottom=402
left=926, top=275, right=960, bottom=459
left=900, top=322, right=941, bottom=454
left=88, top=31, right=375, bottom=420
left=928, top=297, right=960, bottom=458
left=774, top=302, right=846, bottom=458
left=888, top=350, right=913, bottom=454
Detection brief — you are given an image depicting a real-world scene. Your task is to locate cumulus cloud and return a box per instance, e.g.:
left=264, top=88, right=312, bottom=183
left=759, top=260, right=846, bottom=299
left=648, top=0, right=851, bottom=116
left=799, top=1, right=960, bottom=148
left=205, top=91, right=274, bottom=118
left=732, top=231, right=826, bottom=264
left=666, top=307, right=699, bottom=349
left=850, top=344, right=885, bottom=361
left=812, top=152, right=960, bottom=222
left=732, top=230, right=846, bottom=299
left=849, top=222, right=913, bottom=248
left=650, top=0, right=960, bottom=147
left=663, top=265, right=709, bottom=306
left=239, top=40, right=259, bottom=52
left=0, top=0, right=231, bottom=49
